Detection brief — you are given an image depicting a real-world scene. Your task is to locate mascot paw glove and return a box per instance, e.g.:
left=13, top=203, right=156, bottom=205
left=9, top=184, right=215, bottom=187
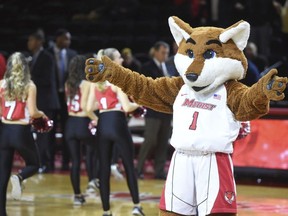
left=261, top=69, right=287, bottom=101
left=85, top=56, right=115, bottom=82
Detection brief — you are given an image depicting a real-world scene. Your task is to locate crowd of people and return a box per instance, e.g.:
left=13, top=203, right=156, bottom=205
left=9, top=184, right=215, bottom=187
left=0, top=25, right=178, bottom=215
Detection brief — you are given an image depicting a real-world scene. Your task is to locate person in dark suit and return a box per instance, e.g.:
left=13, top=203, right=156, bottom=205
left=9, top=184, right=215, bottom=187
left=27, top=29, right=60, bottom=173
left=47, top=28, right=77, bottom=170
left=165, top=41, right=180, bottom=77
left=136, top=41, right=173, bottom=180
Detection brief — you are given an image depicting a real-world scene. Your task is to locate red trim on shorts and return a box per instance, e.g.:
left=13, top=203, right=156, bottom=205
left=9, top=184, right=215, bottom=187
left=211, top=153, right=237, bottom=214
left=159, top=184, right=166, bottom=210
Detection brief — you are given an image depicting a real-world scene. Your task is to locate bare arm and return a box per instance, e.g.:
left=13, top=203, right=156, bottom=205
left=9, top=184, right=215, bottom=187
left=112, top=85, right=139, bottom=113
left=86, top=83, right=99, bottom=121
left=85, top=56, right=184, bottom=114
left=27, top=81, right=45, bottom=118
left=81, top=80, right=98, bottom=121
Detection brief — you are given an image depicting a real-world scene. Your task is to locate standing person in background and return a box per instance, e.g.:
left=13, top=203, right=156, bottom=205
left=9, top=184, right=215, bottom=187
left=47, top=28, right=77, bottom=171
left=65, top=55, right=99, bottom=205
left=165, top=41, right=180, bottom=77
left=27, top=29, right=60, bottom=173
left=121, top=48, right=142, bottom=72
left=137, top=41, right=173, bottom=180
left=87, top=48, right=145, bottom=216
left=83, top=53, right=124, bottom=182
left=0, top=52, right=47, bottom=216
left=244, top=42, right=269, bottom=72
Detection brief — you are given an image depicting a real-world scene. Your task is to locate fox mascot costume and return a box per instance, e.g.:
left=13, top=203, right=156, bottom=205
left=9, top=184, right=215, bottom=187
left=85, top=16, right=287, bottom=216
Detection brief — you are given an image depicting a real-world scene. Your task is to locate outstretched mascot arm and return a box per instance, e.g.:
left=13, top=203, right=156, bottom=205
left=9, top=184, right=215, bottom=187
left=85, top=56, right=185, bottom=114
left=226, top=69, right=287, bottom=121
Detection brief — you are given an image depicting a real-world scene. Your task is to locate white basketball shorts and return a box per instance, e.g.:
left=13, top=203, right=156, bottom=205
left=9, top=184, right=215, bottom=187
left=159, top=150, right=237, bottom=216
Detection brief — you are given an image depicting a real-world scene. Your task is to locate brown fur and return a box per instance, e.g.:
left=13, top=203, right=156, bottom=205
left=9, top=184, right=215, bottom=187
left=86, top=57, right=286, bottom=121
left=176, top=23, right=248, bottom=77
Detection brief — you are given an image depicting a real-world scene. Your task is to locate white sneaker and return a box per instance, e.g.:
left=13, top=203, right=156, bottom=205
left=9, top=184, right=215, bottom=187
left=73, top=194, right=86, bottom=205
left=111, top=164, right=124, bottom=180
left=10, top=175, right=22, bottom=200
left=86, top=179, right=100, bottom=194
left=132, top=206, right=145, bottom=216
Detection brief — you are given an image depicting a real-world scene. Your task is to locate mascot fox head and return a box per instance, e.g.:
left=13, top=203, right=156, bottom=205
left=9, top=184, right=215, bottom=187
left=169, top=16, right=250, bottom=95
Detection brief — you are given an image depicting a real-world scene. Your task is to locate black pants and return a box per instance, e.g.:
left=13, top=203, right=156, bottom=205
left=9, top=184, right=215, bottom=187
left=137, top=117, right=172, bottom=176
left=0, top=123, right=39, bottom=216
left=53, top=92, right=69, bottom=168
left=65, top=116, right=98, bottom=195
left=36, top=109, right=56, bottom=171
left=97, top=111, right=139, bottom=211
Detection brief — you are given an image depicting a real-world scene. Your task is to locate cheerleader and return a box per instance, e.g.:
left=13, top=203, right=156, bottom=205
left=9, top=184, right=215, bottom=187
left=87, top=48, right=145, bottom=216
left=0, top=52, right=47, bottom=216
left=64, top=55, right=99, bottom=205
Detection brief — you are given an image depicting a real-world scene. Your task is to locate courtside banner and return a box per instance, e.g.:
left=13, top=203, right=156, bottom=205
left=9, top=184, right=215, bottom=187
left=233, top=119, right=288, bottom=169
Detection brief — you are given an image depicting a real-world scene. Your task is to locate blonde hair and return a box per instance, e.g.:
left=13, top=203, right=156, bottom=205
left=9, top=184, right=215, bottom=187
left=4, top=52, right=31, bottom=101
left=95, top=48, right=118, bottom=92
left=96, top=48, right=118, bottom=61
left=95, top=81, right=108, bottom=92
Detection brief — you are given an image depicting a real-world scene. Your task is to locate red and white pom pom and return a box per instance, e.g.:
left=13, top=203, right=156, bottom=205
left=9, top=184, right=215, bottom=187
left=88, top=120, right=97, bottom=135
left=236, top=121, right=251, bottom=140
left=30, top=116, right=54, bottom=133
left=128, top=107, right=147, bottom=118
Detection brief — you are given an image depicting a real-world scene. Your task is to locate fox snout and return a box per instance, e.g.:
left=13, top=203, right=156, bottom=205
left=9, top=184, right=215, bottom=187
left=186, top=73, right=199, bottom=81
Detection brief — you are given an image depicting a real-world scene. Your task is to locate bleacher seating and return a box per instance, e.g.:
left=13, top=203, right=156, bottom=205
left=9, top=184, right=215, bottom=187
left=0, top=0, right=174, bottom=58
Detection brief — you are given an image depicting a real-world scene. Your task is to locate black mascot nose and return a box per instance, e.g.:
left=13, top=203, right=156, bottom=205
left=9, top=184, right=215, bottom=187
left=186, top=73, right=198, bottom=81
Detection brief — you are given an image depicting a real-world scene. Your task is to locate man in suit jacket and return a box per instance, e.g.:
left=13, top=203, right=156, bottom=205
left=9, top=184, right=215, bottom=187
left=165, top=41, right=180, bottom=77
left=47, top=28, right=77, bottom=170
left=137, top=41, right=173, bottom=180
left=27, top=29, right=60, bottom=173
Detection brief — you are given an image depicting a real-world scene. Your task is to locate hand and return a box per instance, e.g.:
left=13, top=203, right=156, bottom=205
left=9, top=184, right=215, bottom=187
left=128, top=107, right=147, bottom=118
left=262, top=69, right=287, bottom=101
left=85, top=56, right=114, bottom=82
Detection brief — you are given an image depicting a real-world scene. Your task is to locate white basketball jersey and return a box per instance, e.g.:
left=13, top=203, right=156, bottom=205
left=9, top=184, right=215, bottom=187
left=170, top=84, right=240, bottom=153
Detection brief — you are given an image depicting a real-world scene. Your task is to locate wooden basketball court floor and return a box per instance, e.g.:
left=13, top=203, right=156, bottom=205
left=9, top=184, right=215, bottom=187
left=5, top=172, right=288, bottom=216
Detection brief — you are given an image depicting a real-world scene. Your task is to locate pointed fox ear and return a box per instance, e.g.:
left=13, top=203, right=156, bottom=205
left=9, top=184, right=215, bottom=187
left=219, top=20, right=250, bottom=51
left=168, top=16, right=193, bottom=46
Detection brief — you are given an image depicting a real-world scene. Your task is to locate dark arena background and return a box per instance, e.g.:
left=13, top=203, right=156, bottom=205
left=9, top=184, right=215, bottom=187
left=1, top=0, right=288, bottom=215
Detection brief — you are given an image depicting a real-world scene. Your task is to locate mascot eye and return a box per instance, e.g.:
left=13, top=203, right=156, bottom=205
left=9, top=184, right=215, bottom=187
left=186, top=49, right=194, bottom=58
left=203, top=50, right=216, bottom=59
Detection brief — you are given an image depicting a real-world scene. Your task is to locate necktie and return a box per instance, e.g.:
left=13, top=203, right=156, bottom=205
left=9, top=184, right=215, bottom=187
left=159, top=63, right=164, bottom=76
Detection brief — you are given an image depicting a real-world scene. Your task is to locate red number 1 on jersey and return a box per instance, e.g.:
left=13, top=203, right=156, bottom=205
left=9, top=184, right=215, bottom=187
left=189, top=111, right=199, bottom=130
